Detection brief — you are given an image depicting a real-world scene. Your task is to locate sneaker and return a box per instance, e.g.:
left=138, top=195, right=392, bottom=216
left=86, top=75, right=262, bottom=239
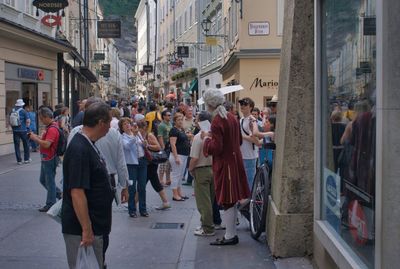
left=17, top=162, right=23, bottom=165
left=155, top=203, right=171, bottom=210
left=38, top=205, right=52, bottom=212
left=24, top=158, right=32, bottom=164
left=214, top=224, right=226, bottom=230
left=194, top=228, right=215, bottom=236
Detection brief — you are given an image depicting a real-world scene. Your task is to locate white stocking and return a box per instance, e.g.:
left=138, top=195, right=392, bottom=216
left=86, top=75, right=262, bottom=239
left=224, top=206, right=237, bottom=240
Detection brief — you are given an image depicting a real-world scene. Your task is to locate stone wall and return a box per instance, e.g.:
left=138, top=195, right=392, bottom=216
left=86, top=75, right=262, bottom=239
left=266, top=0, right=314, bottom=257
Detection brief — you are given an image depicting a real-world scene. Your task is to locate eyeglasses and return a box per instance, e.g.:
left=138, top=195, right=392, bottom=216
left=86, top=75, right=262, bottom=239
left=239, top=102, right=249, bottom=106
left=165, top=114, right=171, bottom=117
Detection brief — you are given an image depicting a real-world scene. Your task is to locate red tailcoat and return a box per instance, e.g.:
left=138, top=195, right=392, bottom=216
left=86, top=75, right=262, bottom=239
left=204, top=113, right=250, bottom=205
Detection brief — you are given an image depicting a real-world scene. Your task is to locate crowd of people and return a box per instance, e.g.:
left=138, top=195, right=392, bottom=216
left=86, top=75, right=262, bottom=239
left=9, top=91, right=277, bottom=268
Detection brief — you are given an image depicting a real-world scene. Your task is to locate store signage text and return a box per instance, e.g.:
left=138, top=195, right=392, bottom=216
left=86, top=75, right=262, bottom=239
left=250, top=78, right=278, bottom=90
left=248, top=22, right=270, bottom=36
left=97, top=21, right=121, bottom=38
left=41, top=15, right=62, bottom=27
left=18, top=68, right=45, bottom=81
left=33, top=0, right=69, bottom=13
left=94, top=53, right=106, bottom=61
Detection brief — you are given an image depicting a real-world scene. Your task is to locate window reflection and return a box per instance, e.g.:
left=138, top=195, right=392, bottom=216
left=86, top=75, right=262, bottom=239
left=321, top=0, right=376, bottom=268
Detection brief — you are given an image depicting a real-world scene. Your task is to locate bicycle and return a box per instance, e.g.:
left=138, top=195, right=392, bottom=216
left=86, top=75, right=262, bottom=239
left=240, top=139, right=275, bottom=240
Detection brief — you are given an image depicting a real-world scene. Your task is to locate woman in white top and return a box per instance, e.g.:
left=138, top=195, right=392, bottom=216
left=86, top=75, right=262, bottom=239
left=119, top=117, right=149, bottom=218
left=110, top=108, right=121, bottom=130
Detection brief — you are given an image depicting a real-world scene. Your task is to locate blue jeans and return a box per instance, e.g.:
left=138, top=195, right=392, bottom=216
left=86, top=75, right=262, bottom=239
left=243, top=158, right=257, bottom=190
left=39, top=157, right=60, bottom=206
left=30, top=139, right=38, bottom=151
left=13, top=131, right=30, bottom=162
left=127, top=158, right=148, bottom=214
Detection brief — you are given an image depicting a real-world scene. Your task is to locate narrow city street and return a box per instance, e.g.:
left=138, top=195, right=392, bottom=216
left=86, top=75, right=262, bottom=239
left=0, top=152, right=276, bottom=269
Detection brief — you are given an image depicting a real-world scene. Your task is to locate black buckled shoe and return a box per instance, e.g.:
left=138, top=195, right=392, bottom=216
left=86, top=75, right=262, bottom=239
left=210, top=235, right=239, bottom=246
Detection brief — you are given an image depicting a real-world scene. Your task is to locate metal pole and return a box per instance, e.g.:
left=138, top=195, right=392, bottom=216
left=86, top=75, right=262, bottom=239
left=78, top=0, right=82, bottom=55
left=153, top=0, right=157, bottom=79
left=83, top=0, right=89, bottom=66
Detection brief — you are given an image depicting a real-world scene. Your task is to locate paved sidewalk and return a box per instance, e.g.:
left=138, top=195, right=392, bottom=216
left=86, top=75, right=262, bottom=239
left=0, top=153, right=279, bottom=269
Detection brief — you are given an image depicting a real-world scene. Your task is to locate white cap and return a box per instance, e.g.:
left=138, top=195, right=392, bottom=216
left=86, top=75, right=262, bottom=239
left=15, top=99, right=25, bottom=107
left=134, top=114, right=145, bottom=122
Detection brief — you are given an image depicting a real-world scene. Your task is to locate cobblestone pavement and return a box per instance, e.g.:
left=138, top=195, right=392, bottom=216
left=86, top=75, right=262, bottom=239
left=0, top=152, right=279, bottom=269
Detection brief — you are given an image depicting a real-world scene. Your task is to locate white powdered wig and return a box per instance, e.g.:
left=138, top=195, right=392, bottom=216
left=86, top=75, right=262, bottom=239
left=202, top=88, right=228, bottom=119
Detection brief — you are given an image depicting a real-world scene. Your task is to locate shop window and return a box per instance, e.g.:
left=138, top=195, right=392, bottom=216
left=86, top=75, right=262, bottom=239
left=320, top=0, right=376, bottom=268
left=263, top=96, right=272, bottom=108
left=4, top=0, right=15, bottom=7
left=25, top=0, right=35, bottom=16
left=5, top=80, right=21, bottom=130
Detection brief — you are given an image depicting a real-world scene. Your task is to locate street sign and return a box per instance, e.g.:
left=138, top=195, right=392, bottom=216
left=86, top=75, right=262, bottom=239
left=94, top=53, right=105, bottom=61
left=248, top=22, right=270, bottom=36
left=97, top=21, right=121, bottom=38
left=101, top=64, right=110, bottom=77
left=177, top=46, right=189, bottom=58
left=143, top=65, right=153, bottom=73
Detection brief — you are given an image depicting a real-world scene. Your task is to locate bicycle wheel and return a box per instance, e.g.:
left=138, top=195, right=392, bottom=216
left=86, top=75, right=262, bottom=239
left=249, top=164, right=270, bottom=240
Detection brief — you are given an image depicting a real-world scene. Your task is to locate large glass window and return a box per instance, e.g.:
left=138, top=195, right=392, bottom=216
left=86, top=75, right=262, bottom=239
left=321, top=1, right=376, bottom=268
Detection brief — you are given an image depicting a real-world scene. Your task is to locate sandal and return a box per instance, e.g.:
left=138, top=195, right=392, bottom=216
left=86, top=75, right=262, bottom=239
left=172, top=197, right=185, bottom=201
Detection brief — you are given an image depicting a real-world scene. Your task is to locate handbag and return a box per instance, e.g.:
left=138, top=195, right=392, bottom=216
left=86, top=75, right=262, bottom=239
left=150, top=150, right=168, bottom=164
left=143, top=147, right=153, bottom=161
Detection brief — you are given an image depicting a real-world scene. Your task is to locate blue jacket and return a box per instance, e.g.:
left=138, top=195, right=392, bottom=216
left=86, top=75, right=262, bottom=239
left=28, top=112, right=37, bottom=132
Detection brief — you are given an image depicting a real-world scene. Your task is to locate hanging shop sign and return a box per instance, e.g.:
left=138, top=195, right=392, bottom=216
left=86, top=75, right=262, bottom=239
left=97, top=21, right=121, bottom=38
left=101, top=64, right=110, bottom=77
left=249, top=78, right=278, bottom=90
left=363, top=17, right=376, bottom=36
left=33, top=0, right=68, bottom=13
left=93, top=53, right=106, bottom=61
left=41, top=15, right=62, bottom=27
left=17, top=68, right=45, bottom=81
left=143, top=65, right=153, bottom=73
left=177, top=46, right=189, bottom=58
left=248, top=22, right=270, bottom=36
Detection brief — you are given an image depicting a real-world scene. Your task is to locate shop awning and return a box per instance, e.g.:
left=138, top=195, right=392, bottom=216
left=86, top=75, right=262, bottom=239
left=80, top=67, right=98, bottom=83
left=188, top=79, right=198, bottom=94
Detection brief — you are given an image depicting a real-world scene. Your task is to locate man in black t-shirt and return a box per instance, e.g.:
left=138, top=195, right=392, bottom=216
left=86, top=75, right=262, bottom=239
left=62, top=102, right=112, bottom=269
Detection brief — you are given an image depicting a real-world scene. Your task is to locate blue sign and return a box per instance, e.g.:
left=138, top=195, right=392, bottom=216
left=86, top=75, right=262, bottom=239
left=18, top=68, right=38, bottom=80
left=326, top=175, right=338, bottom=208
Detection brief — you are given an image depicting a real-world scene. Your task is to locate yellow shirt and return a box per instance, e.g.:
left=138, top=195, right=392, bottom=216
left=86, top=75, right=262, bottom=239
left=145, top=111, right=161, bottom=133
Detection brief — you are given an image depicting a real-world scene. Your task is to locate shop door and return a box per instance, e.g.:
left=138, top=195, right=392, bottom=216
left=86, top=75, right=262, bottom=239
left=22, top=83, right=38, bottom=110
left=22, top=83, right=38, bottom=133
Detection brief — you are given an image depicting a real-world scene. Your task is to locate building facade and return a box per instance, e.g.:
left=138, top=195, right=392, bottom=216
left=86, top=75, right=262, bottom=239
left=217, top=0, right=284, bottom=109
left=0, top=0, right=130, bottom=156
left=0, top=0, right=72, bottom=155
left=135, top=0, right=157, bottom=99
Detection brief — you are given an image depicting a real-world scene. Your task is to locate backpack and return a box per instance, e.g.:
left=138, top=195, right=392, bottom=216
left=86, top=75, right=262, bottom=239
left=151, top=112, right=161, bottom=137
left=48, top=125, right=67, bottom=156
left=10, top=108, right=22, bottom=127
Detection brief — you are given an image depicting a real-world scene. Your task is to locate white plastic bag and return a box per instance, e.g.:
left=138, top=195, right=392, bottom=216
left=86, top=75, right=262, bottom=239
left=46, top=199, right=63, bottom=223
left=75, top=246, right=100, bottom=269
